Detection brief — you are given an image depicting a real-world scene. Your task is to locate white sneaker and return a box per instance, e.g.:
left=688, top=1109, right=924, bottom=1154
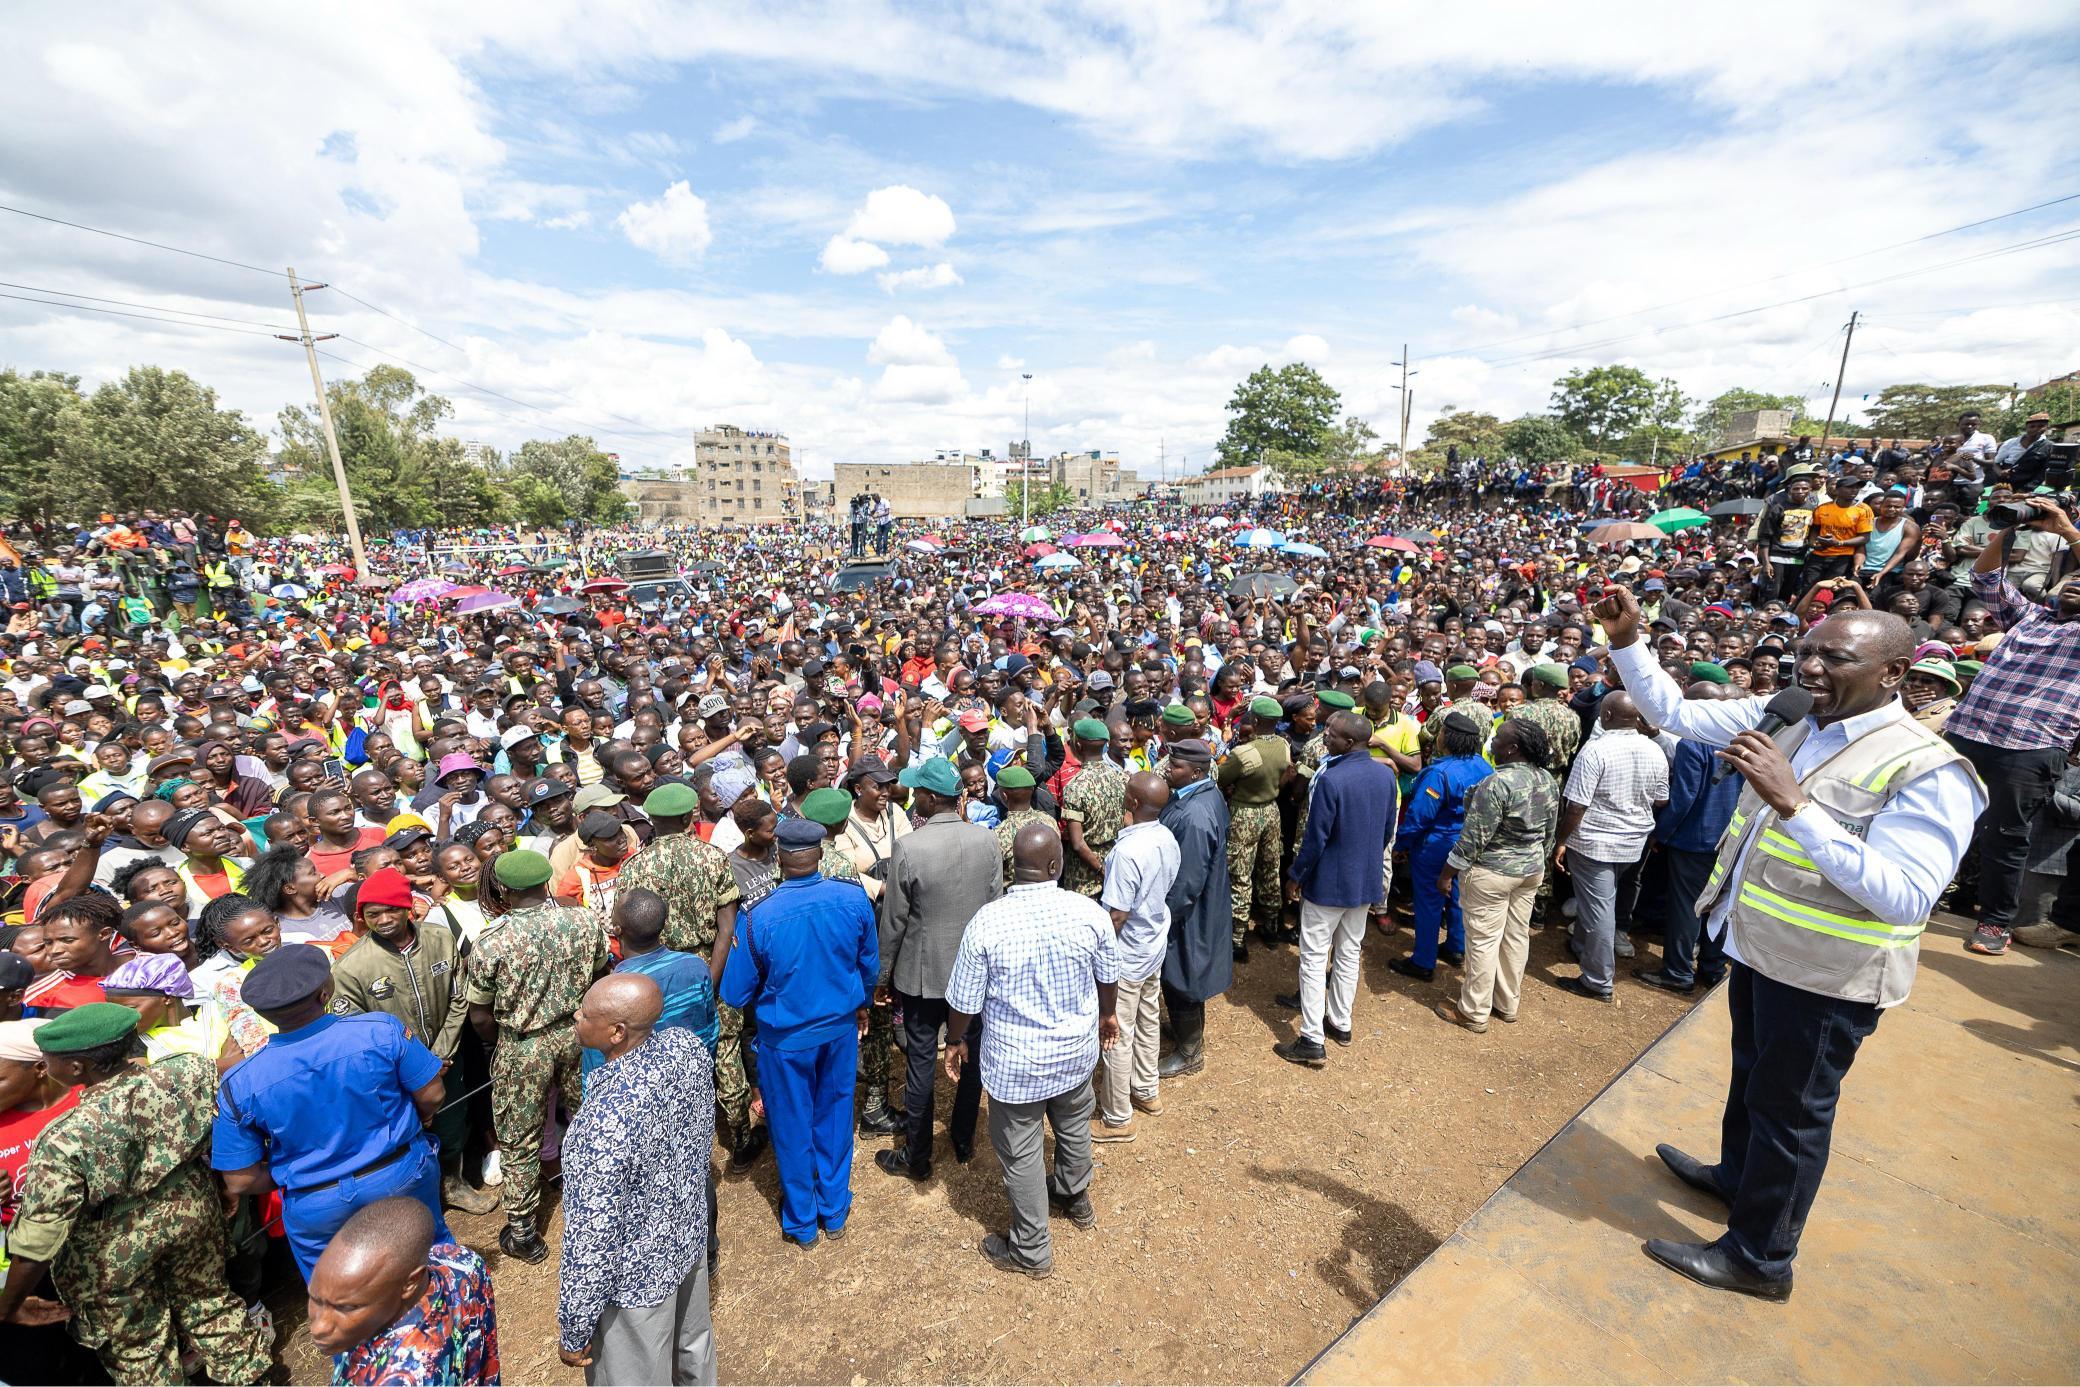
left=481, top=1150, right=503, bottom=1187
left=245, top=1301, right=276, bottom=1350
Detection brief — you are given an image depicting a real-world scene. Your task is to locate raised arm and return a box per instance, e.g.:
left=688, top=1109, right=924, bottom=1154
left=1593, top=586, right=1766, bottom=749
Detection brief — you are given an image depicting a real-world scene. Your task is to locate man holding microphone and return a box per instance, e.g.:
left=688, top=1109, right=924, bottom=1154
left=1591, top=582, right=1983, bottom=1300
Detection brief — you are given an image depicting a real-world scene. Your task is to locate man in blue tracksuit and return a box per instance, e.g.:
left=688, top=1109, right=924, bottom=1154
left=720, top=817, right=878, bottom=1249
left=1392, top=711, right=1495, bottom=982
left=1636, top=735, right=1740, bottom=994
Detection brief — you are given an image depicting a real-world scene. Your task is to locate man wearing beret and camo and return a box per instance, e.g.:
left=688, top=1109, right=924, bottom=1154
left=1419, top=664, right=1491, bottom=762
left=1060, top=719, right=1126, bottom=899
left=1, top=1004, right=270, bottom=1385
left=1219, top=696, right=1293, bottom=959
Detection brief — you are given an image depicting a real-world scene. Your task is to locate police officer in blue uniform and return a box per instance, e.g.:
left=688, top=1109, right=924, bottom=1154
left=1392, top=711, right=1496, bottom=982
left=719, top=817, right=878, bottom=1249
left=211, top=943, right=451, bottom=1278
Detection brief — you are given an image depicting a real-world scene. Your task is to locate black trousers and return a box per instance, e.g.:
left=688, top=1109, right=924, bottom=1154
left=897, top=992, right=981, bottom=1169
left=1947, top=734, right=2063, bottom=931
left=1710, top=963, right=1880, bottom=1280
left=1659, top=847, right=1726, bottom=987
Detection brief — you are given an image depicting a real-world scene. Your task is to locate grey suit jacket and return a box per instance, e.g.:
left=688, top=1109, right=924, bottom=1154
left=879, top=811, right=1004, bottom=997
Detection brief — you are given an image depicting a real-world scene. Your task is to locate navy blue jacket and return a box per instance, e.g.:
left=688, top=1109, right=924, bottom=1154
left=1655, top=738, right=1740, bottom=853
left=1292, top=752, right=1401, bottom=908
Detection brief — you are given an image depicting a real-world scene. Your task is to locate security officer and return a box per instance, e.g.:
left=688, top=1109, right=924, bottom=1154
left=719, top=818, right=878, bottom=1249
left=1219, top=696, right=1292, bottom=958
left=1060, top=719, right=1125, bottom=899
left=212, top=944, right=451, bottom=1279
left=328, top=866, right=496, bottom=1215
left=798, top=785, right=895, bottom=1133
left=465, top=848, right=611, bottom=1262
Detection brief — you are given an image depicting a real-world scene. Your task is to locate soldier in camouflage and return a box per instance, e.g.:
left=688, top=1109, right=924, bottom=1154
left=1219, top=697, right=1292, bottom=957
left=1418, top=665, right=1492, bottom=763
left=990, top=765, right=1052, bottom=886
left=0, top=1006, right=270, bottom=1386
left=1505, top=665, right=1582, bottom=921
left=466, top=849, right=611, bottom=1264
left=1059, top=719, right=1125, bottom=898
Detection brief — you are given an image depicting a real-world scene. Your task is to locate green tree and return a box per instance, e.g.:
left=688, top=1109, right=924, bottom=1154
left=1409, top=410, right=1503, bottom=469
left=1690, top=388, right=1808, bottom=448
left=1003, top=480, right=1075, bottom=518
left=1216, top=363, right=1342, bottom=468
left=49, top=367, right=279, bottom=526
left=508, top=436, right=630, bottom=524
left=1499, top=414, right=1578, bottom=467
left=1862, top=382, right=2016, bottom=440
left=277, top=365, right=503, bottom=531
left=0, top=370, right=86, bottom=524
left=1551, top=365, right=1688, bottom=454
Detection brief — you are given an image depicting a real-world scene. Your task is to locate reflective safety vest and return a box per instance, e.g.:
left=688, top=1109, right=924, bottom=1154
left=1696, top=712, right=1973, bottom=1006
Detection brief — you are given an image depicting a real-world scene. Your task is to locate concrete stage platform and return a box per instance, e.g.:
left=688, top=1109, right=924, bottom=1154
left=1299, top=917, right=2080, bottom=1385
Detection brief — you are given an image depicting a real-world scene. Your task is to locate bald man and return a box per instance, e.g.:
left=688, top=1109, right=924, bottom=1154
left=309, top=1196, right=499, bottom=1384
left=1553, top=690, right=1669, bottom=1001
left=94, top=798, right=183, bottom=887
left=561, top=972, right=718, bottom=1383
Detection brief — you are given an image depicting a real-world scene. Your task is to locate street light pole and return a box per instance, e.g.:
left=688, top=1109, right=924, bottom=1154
left=1021, top=373, right=1034, bottom=527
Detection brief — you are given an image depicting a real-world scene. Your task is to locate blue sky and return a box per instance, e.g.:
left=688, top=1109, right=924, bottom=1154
left=3, top=1, right=2077, bottom=479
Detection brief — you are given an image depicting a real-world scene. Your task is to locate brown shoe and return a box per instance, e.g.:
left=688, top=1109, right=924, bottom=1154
left=1434, top=999, right=1488, bottom=1033
left=1091, top=1118, right=1136, bottom=1143
left=1130, top=1091, right=1163, bottom=1115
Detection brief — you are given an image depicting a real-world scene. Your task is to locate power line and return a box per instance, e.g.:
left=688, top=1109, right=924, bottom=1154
left=0, top=200, right=281, bottom=277
left=0, top=288, right=286, bottom=338
left=0, top=279, right=295, bottom=332
left=1425, top=192, right=2080, bottom=362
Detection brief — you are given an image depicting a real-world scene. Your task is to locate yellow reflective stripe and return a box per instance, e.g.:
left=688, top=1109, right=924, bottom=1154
left=1758, top=831, right=1817, bottom=870
left=1737, top=882, right=1923, bottom=947
left=1859, top=751, right=1920, bottom=793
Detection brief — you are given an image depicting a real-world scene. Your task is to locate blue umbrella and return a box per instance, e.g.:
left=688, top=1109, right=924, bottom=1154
left=1277, top=541, right=1328, bottom=558
left=1240, top=527, right=1287, bottom=548
left=271, top=583, right=309, bottom=600
left=1036, top=552, right=1081, bottom=569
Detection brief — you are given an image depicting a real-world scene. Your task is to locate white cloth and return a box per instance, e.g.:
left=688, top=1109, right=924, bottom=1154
left=1610, top=641, right=1985, bottom=996
left=1099, top=821, right=1180, bottom=983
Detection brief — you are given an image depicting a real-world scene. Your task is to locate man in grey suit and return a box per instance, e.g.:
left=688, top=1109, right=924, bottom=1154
left=875, top=758, right=1005, bottom=1179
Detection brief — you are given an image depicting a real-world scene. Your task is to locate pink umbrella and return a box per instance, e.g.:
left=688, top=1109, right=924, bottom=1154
left=1023, top=542, right=1057, bottom=559
left=1064, top=531, right=1126, bottom=548
left=316, top=563, right=354, bottom=577
left=975, top=592, right=1062, bottom=622
left=392, top=578, right=457, bottom=603
left=454, top=590, right=519, bottom=614
left=1366, top=535, right=1420, bottom=553
left=581, top=577, right=629, bottom=593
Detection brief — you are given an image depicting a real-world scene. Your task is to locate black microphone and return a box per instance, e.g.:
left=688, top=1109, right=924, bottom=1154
left=1713, top=685, right=1814, bottom=783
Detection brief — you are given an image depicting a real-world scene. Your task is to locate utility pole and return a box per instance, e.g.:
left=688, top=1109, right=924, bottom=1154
left=1391, top=344, right=1416, bottom=467
left=281, top=268, right=368, bottom=576
left=1818, top=310, right=1859, bottom=456
left=1021, top=373, right=1034, bottom=527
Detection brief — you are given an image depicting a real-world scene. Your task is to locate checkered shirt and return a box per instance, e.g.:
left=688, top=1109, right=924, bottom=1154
left=1947, top=570, right=2080, bottom=752
left=1561, top=727, right=1668, bottom=865
left=945, top=882, right=1120, bottom=1104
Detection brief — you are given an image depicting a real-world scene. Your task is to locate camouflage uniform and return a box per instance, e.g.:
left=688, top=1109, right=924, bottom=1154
left=10, top=1053, right=269, bottom=1386
left=1060, top=759, right=1126, bottom=897
left=993, top=807, right=1054, bottom=887
left=465, top=900, right=610, bottom=1224
left=1505, top=695, right=1582, bottom=916
left=1292, top=730, right=1332, bottom=838
left=1219, top=734, right=1290, bottom=946
left=1418, top=697, right=1490, bottom=762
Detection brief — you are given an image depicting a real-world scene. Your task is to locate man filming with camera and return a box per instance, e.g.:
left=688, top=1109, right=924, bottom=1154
left=1947, top=492, right=2080, bottom=955
left=1591, top=582, right=1983, bottom=1300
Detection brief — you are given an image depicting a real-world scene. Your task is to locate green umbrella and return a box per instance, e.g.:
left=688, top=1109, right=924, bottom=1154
left=1646, top=507, right=1711, bottom=533
left=1020, top=525, right=1053, bottom=543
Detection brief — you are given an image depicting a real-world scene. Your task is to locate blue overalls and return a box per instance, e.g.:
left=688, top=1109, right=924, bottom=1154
left=1401, top=754, right=1494, bottom=970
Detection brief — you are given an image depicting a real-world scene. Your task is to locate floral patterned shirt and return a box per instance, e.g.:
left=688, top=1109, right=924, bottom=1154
left=333, top=1240, right=499, bottom=1385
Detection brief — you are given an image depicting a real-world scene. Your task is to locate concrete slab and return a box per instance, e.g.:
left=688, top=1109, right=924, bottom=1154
left=1298, top=919, right=2080, bottom=1385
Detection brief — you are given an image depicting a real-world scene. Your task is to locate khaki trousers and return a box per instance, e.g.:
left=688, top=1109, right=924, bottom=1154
left=1458, top=865, right=1543, bottom=1023
left=1098, top=971, right=1162, bottom=1124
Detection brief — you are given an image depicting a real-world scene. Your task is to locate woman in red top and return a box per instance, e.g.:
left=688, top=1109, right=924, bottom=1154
left=0, top=1018, right=81, bottom=1234
left=25, top=894, right=132, bottom=1011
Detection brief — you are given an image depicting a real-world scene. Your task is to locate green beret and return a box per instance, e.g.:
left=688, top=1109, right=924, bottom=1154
left=34, top=1002, right=139, bottom=1055
left=642, top=783, right=698, bottom=818
left=1248, top=695, right=1284, bottom=719
left=494, top=849, right=554, bottom=889
left=1316, top=689, right=1357, bottom=710
left=1445, top=664, right=1480, bottom=682
left=1160, top=703, right=1196, bottom=727
left=1953, top=659, right=1984, bottom=677
left=798, top=787, right=853, bottom=827
left=1072, top=718, right=1111, bottom=742
left=1526, top=663, right=1569, bottom=690
left=997, top=765, right=1036, bottom=789
left=1688, top=661, right=1731, bottom=685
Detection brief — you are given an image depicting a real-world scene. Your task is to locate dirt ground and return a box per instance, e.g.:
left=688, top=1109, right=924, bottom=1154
left=272, top=919, right=1693, bottom=1385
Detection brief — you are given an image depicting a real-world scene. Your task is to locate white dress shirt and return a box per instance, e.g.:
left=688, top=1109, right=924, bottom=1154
left=1611, top=641, right=1984, bottom=1001
left=1100, top=820, right=1180, bottom=983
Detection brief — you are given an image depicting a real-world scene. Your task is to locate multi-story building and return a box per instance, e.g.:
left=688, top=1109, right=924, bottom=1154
left=459, top=439, right=498, bottom=469
left=692, top=424, right=798, bottom=526
left=1048, top=449, right=1142, bottom=505
left=833, top=461, right=989, bottom=519
left=1181, top=464, right=1279, bottom=508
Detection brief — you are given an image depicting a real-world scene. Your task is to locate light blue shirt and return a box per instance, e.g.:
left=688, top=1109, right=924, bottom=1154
left=1611, top=641, right=1984, bottom=1002
left=1100, top=820, right=1180, bottom=982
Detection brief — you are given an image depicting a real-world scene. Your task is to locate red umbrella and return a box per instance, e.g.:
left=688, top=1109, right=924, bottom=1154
left=441, top=585, right=493, bottom=601
left=316, top=563, right=354, bottom=577
left=494, top=564, right=529, bottom=576
left=1366, top=535, right=1420, bottom=553
left=1023, top=542, right=1057, bottom=559
left=581, top=576, right=629, bottom=593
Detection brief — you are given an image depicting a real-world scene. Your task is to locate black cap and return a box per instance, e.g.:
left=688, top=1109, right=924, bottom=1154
left=240, top=944, right=334, bottom=1011
left=776, top=818, right=826, bottom=850
left=525, top=776, right=573, bottom=806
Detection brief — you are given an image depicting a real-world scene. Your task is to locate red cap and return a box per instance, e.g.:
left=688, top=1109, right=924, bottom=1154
left=356, top=867, right=414, bottom=914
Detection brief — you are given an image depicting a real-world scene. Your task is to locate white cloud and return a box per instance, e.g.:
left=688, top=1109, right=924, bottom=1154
left=819, top=234, right=889, bottom=274
left=616, top=180, right=711, bottom=264
left=1285, top=334, right=1330, bottom=362
left=877, top=261, right=961, bottom=293
left=868, top=314, right=951, bottom=366
left=713, top=114, right=756, bottom=143
left=845, top=184, right=956, bottom=247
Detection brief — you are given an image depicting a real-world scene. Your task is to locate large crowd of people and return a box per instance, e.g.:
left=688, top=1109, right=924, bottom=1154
left=0, top=403, right=2069, bottom=1381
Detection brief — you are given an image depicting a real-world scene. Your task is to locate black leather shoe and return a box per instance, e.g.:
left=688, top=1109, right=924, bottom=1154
left=1049, top=1191, right=1096, bottom=1229
left=875, top=1148, right=931, bottom=1181
left=1388, top=957, right=1435, bottom=983
left=1655, top=1143, right=1730, bottom=1206
left=499, top=1219, right=549, bottom=1264
left=1633, top=968, right=1696, bottom=996
left=1548, top=974, right=1614, bottom=1003
left=1324, top=1021, right=1353, bottom=1047
left=1438, top=947, right=1465, bottom=967
left=1643, top=1239, right=1792, bottom=1301
left=951, top=1142, right=973, bottom=1164
left=1273, top=992, right=1301, bottom=1010
left=1157, top=1047, right=1204, bottom=1079
left=857, top=1101, right=904, bottom=1136
left=981, top=1232, right=1052, bottom=1278
left=730, top=1124, right=769, bottom=1167
left=1273, top=1037, right=1327, bottom=1068
left=1233, top=944, right=1249, bottom=963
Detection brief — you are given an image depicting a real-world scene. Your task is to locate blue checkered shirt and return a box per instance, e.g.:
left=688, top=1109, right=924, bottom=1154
left=1947, top=570, right=2080, bottom=752
left=945, top=883, right=1119, bottom=1104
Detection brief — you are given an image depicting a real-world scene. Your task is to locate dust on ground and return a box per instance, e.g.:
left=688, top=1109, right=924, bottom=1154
left=273, top=921, right=1692, bottom=1384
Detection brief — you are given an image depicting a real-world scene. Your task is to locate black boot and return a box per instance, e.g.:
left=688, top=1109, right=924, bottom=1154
left=857, top=1096, right=904, bottom=1136
left=500, top=1217, right=549, bottom=1264
left=1158, top=1001, right=1205, bottom=1079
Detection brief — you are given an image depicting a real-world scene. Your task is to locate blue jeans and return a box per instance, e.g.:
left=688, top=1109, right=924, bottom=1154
left=1709, top=963, right=1881, bottom=1281
left=1660, top=847, right=1727, bottom=987
left=760, top=1032, right=858, bottom=1241
left=280, top=1137, right=447, bottom=1279
left=1409, top=838, right=1462, bottom=969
